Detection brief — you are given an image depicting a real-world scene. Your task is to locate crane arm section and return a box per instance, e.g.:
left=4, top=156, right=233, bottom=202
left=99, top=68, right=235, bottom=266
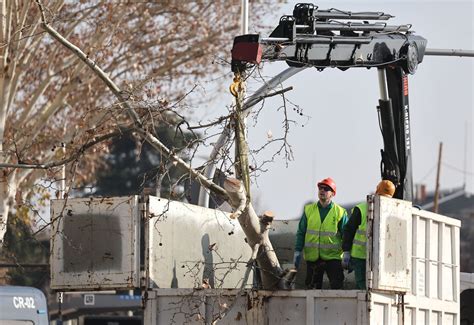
left=230, top=3, right=426, bottom=200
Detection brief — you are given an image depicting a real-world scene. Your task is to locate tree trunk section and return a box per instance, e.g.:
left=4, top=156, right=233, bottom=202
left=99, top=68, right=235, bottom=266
left=224, top=178, right=283, bottom=289
left=0, top=169, right=16, bottom=247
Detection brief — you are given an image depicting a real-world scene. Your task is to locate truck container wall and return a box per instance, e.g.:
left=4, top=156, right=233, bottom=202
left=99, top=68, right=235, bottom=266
left=145, top=288, right=460, bottom=325
left=146, top=196, right=252, bottom=289
left=50, top=196, right=251, bottom=291
left=370, top=196, right=412, bottom=292
left=409, top=205, right=460, bottom=302
left=50, top=196, right=141, bottom=290
left=368, top=196, right=460, bottom=324
left=144, top=289, right=367, bottom=325
left=144, top=197, right=461, bottom=324
left=145, top=282, right=459, bottom=324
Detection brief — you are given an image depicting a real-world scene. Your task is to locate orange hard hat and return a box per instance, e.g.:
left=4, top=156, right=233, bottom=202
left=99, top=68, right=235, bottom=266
left=376, top=180, right=396, bottom=197
left=317, top=177, right=337, bottom=195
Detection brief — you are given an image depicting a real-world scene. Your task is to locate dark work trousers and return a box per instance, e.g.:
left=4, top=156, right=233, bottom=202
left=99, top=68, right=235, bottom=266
left=305, top=259, right=344, bottom=289
left=351, top=257, right=366, bottom=290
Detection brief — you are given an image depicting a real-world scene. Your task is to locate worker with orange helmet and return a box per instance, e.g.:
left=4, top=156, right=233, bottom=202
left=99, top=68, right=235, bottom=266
left=293, top=177, right=348, bottom=289
left=342, top=179, right=396, bottom=289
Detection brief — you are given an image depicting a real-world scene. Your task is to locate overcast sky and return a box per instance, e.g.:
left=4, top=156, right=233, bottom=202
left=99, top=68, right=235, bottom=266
left=195, top=1, right=473, bottom=219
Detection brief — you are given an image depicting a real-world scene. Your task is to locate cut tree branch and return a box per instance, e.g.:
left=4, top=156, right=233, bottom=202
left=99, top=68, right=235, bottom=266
left=243, top=86, right=293, bottom=112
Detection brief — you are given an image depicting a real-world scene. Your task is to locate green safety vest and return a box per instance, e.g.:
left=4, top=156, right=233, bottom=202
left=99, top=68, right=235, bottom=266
left=350, top=202, right=367, bottom=259
left=303, top=202, right=346, bottom=261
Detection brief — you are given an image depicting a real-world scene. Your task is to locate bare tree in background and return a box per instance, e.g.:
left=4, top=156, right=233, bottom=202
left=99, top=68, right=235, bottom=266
left=0, top=0, right=277, bottom=244
left=0, top=0, right=298, bottom=289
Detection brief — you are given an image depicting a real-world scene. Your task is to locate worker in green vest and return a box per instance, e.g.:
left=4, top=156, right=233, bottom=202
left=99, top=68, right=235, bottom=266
left=293, top=177, right=348, bottom=289
left=341, top=180, right=396, bottom=289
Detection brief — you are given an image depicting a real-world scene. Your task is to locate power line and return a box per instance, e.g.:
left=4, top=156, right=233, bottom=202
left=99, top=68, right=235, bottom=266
left=415, top=161, right=473, bottom=184
left=417, top=164, right=437, bottom=183
left=442, top=162, right=474, bottom=176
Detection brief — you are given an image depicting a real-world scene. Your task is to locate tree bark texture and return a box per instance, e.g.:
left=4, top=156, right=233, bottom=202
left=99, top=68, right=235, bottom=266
left=224, top=178, right=283, bottom=289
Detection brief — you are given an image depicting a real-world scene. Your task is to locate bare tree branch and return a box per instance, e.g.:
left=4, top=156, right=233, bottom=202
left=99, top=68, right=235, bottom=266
left=0, top=127, right=132, bottom=169
left=35, top=0, right=229, bottom=199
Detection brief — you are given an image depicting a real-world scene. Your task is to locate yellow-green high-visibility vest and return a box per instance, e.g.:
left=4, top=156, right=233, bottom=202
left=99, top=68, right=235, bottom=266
left=350, top=202, right=367, bottom=259
left=303, top=202, right=346, bottom=261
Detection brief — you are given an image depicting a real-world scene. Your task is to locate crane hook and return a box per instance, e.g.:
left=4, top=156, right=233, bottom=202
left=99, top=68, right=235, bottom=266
left=229, top=74, right=242, bottom=98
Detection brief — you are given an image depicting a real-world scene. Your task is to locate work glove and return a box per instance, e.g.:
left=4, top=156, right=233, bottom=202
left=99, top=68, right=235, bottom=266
left=341, top=251, right=351, bottom=269
left=293, top=251, right=302, bottom=269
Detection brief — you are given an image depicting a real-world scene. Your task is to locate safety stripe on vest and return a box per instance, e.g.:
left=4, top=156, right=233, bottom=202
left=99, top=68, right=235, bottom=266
left=356, top=229, right=365, bottom=235
left=304, top=243, right=340, bottom=249
left=306, top=230, right=336, bottom=236
left=320, top=231, right=336, bottom=236
left=353, top=240, right=366, bottom=246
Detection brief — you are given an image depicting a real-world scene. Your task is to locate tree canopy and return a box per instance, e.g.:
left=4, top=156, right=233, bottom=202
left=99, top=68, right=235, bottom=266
left=0, top=0, right=273, bottom=244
